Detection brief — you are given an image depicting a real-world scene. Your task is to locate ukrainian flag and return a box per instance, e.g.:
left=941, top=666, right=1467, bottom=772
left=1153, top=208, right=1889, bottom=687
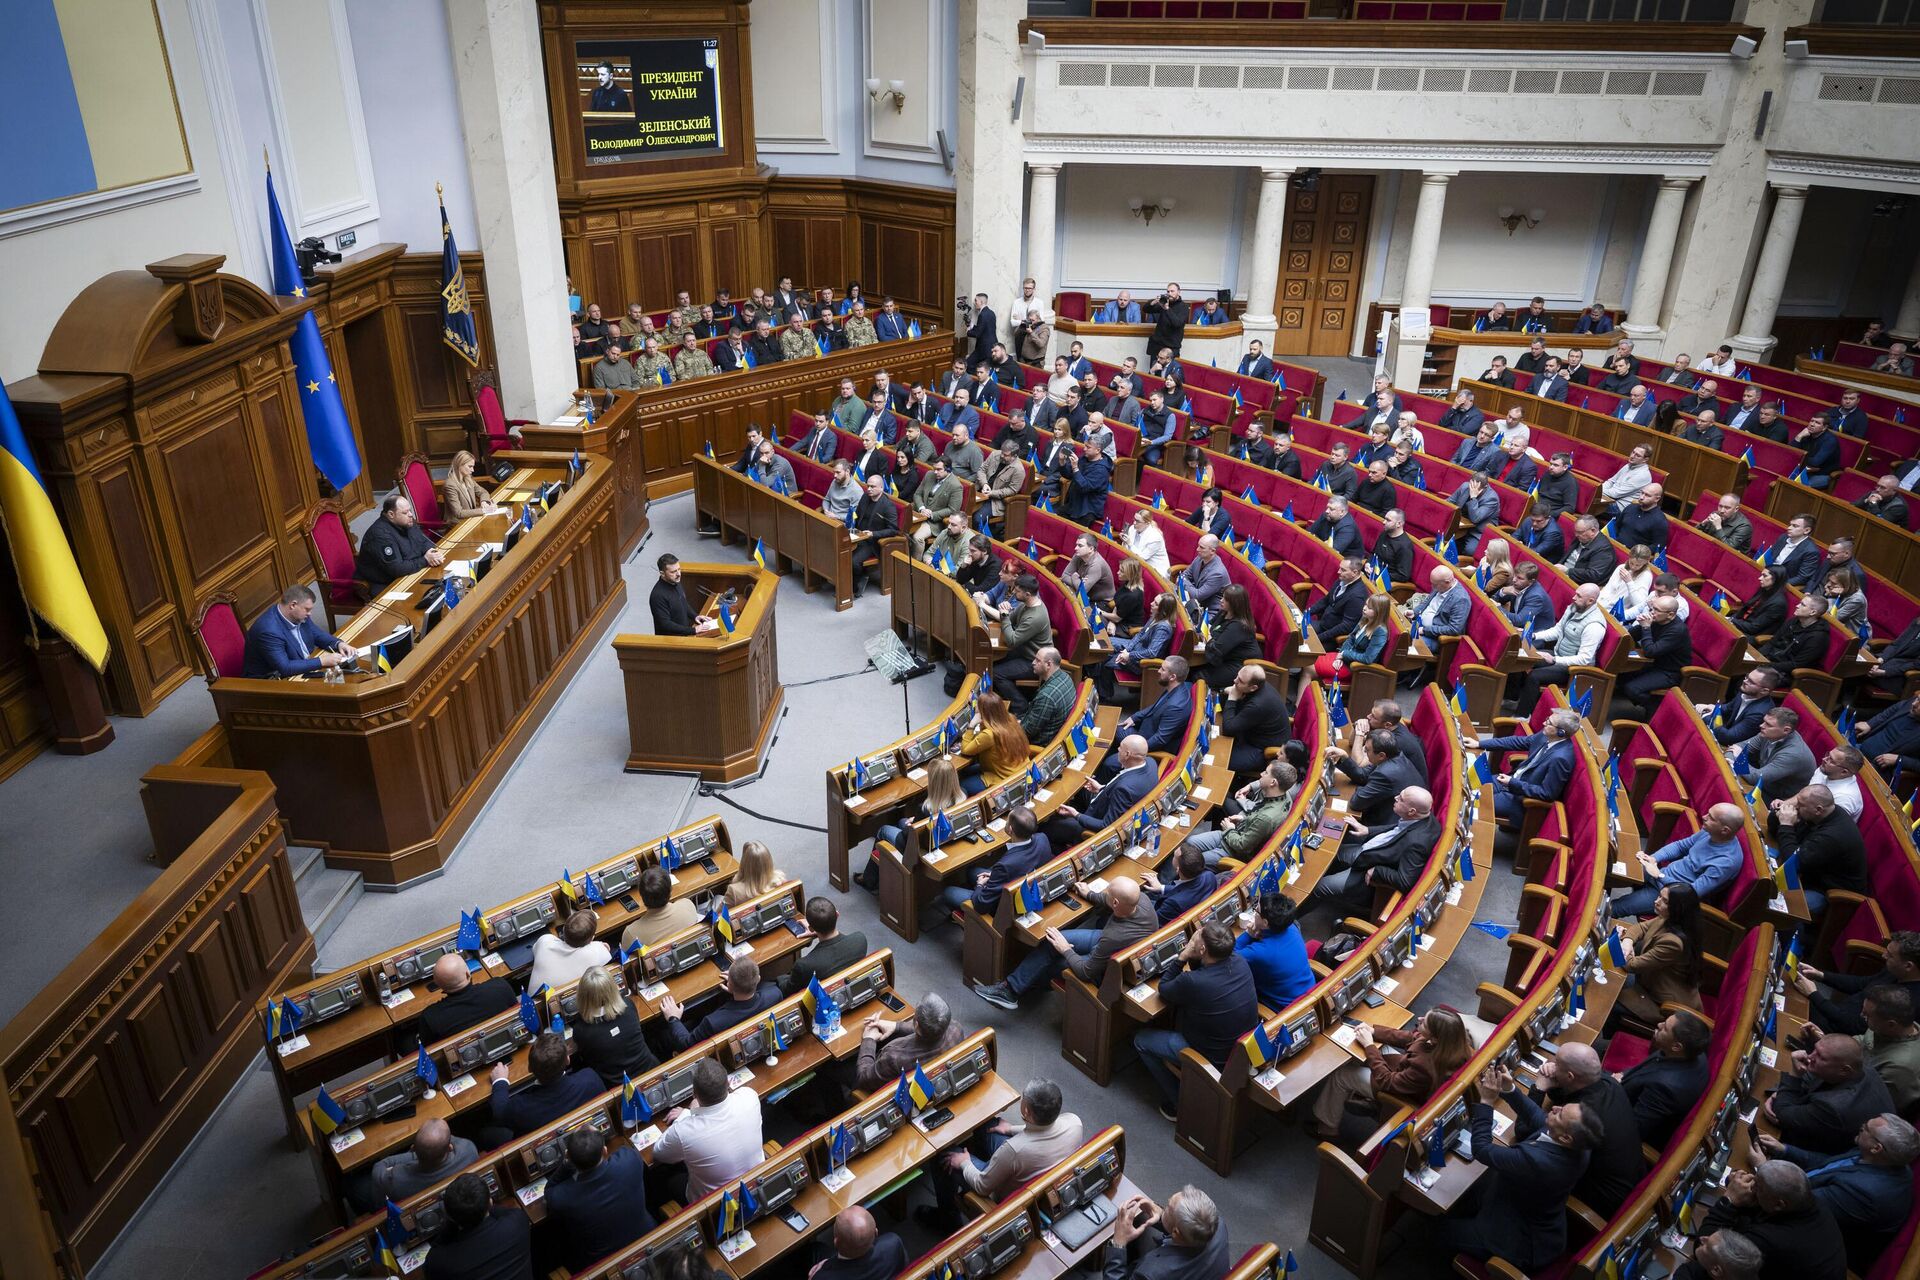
left=751, top=538, right=769, bottom=570
left=310, top=1084, right=348, bottom=1135
left=713, top=901, right=735, bottom=944
left=0, top=383, right=109, bottom=670
left=266, top=161, right=363, bottom=492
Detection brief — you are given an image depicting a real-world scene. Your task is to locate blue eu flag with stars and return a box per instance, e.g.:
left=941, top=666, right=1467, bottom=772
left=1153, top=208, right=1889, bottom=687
left=266, top=161, right=362, bottom=492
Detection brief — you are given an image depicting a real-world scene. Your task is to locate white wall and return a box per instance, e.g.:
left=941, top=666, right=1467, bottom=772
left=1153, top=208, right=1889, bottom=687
left=1426, top=172, right=1615, bottom=307
left=345, top=0, right=476, bottom=252
left=752, top=0, right=958, bottom=188
left=1056, top=163, right=1244, bottom=293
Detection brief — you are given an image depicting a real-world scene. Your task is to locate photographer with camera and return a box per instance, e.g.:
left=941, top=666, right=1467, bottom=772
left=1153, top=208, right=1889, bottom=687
left=1144, top=283, right=1190, bottom=360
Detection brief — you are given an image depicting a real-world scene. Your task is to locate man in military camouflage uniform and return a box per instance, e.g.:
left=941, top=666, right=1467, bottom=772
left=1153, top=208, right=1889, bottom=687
left=672, top=331, right=716, bottom=381
left=843, top=301, right=878, bottom=348
left=666, top=290, right=701, bottom=343
left=779, top=311, right=819, bottom=362
left=632, top=337, right=674, bottom=387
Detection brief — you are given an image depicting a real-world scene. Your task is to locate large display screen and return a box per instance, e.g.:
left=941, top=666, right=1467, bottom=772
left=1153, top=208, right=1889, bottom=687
left=574, top=38, right=724, bottom=165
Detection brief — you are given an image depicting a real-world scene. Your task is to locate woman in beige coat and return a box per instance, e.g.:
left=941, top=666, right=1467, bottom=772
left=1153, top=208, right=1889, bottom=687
left=442, top=450, right=502, bottom=519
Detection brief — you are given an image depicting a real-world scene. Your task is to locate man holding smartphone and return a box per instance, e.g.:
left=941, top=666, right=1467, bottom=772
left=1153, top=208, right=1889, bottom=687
left=1103, top=1185, right=1229, bottom=1280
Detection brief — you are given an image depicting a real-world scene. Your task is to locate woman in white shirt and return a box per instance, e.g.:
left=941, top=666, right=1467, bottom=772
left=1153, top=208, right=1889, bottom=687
left=527, top=909, right=612, bottom=995
left=1597, top=544, right=1655, bottom=616
left=1124, top=509, right=1170, bottom=576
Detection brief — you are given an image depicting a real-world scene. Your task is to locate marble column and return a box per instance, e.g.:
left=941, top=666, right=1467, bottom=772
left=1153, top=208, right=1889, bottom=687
left=1025, top=164, right=1061, bottom=310
left=955, top=0, right=1027, bottom=349
left=1728, top=184, right=1810, bottom=361
left=1623, top=177, right=1695, bottom=338
left=1237, top=167, right=1293, bottom=351
left=444, top=0, right=575, bottom=420
left=1894, top=250, right=1920, bottom=338
left=1391, top=170, right=1452, bottom=389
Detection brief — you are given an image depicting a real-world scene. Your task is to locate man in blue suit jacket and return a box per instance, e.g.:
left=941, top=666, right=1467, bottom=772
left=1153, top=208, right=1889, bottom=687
left=544, top=1132, right=656, bottom=1271
left=1762, top=1115, right=1920, bottom=1274
left=1614, top=386, right=1656, bottom=426
left=1110, top=660, right=1195, bottom=770
left=1503, top=568, right=1559, bottom=634
left=243, top=585, right=353, bottom=678
left=1143, top=845, right=1219, bottom=922
left=1763, top=517, right=1824, bottom=590
left=796, top=411, right=840, bottom=463
left=1697, top=667, right=1782, bottom=746
left=1044, top=733, right=1156, bottom=848
left=1355, top=374, right=1403, bottom=428
left=1437, top=1064, right=1604, bottom=1273
left=1530, top=359, right=1570, bottom=402
left=1095, top=292, right=1143, bottom=324
left=1467, top=708, right=1580, bottom=826
left=943, top=809, right=1052, bottom=915
left=1237, top=342, right=1276, bottom=381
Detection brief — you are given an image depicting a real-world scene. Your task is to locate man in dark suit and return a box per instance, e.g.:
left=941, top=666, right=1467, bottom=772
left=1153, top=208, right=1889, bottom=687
left=1532, top=452, right=1581, bottom=519
left=1558, top=516, right=1620, bottom=586
left=487, top=1033, right=603, bottom=1141
left=848, top=475, right=899, bottom=598
left=965, top=293, right=998, bottom=367
left=243, top=585, right=353, bottom=678
left=1310, top=496, right=1366, bottom=560
left=1614, top=385, right=1657, bottom=426
left=1536, top=1043, right=1646, bottom=1215
left=1270, top=429, right=1305, bottom=480
left=1529, top=357, right=1570, bottom=402
left=1468, top=708, right=1580, bottom=827
left=1516, top=510, right=1566, bottom=561
left=1237, top=341, right=1276, bottom=381
left=544, top=1131, right=655, bottom=1271
left=1103, top=1186, right=1232, bottom=1280
left=1767, top=1033, right=1898, bottom=1154
left=1489, top=439, right=1538, bottom=492
left=1303, top=785, right=1437, bottom=921
left=416, top=954, right=519, bottom=1046
left=795, top=409, right=839, bottom=463
left=1449, top=422, right=1501, bottom=474
left=1145, top=284, right=1191, bottom=358
left=1136, top=923, right=1258, bottom=1113
left=714, top=329, right=754, bottom=372
left=1221, top=665, right=1291, bottom=776
left=1336, top=729, right=1424, bottom=830
left=1115, top=658, right=1196, bottom=761
left=1044, top=733, right=1157, bottom=849
left=1514, top=337, right=1549, bottom=376
left=1831, top=389, right=1872, bottom=438
left=1356, top=374, right=1404, bottom=429
left=1619, top=596, right=1692, bottom=718
left=1679, top=377, right=1722, bottom=419
left=422, top=1173, right=533, bottom=1280
left=1868, top=621, right=1920, bottom=695
left=779, top=897, right=869, bottom=994
left=816, top=1206, right=910, bottom=1280
left=1770, top=785, right=1872, bottom=918
left=1503, top=563, right=1559, bottom=633
left=1683, top=1163, right=1846, bottom=1280
left=1760, top=1114, right=1920, bottom=1274
left=1695, top=665, right=1783, bottom=746
left=1478, top=355, right=1518, bottom=389
left=1437, top=388, right=1484, bottom=437
left=357, top=493, right=445, bottom=588
left=660, top=956, right=783, bottom=1051
left=944, top=806, right=1052, bottom=916
left=1619, top=1011, right=1712, bottom=1147
left=1761, top=514, right=1824, bottom=589
left=1436, top=1064, right=1605, bottom=1273
left=1313, top=558, right=1370, bottom=645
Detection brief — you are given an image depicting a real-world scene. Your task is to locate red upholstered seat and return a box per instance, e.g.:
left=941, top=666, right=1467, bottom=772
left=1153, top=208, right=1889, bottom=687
left=1056, top=291, right=1091, bottom=321
left=469, top=376, right=532, bottom=462
left=194, top=596, right=246, bottom=681
left=398, top=456, right=449, bottom=534
left=305, top=503, right=367, bottom=630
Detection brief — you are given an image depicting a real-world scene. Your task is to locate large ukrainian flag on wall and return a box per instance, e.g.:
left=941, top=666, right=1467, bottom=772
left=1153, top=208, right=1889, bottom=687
left=0, top=383, right=109, bottom=671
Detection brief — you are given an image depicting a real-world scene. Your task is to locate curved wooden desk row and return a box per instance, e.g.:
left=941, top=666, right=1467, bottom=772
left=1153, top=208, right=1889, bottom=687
left=691, top=453, right=883, bottom=609
left=516, top=386, right=651, bottom=560
left=261, top=952, right=944, bottom=1278
left=202, top=451, right=629, bottom=886
left=1018, top=341, right=1326, bottom=431
left=1175, top=686, right=1489, bottom=1177
left=263, top=815, right=739, bottom=1140
left=1308, top=687, right=1620, bottom=1280
left=1061, top=681, right=1333, bottom=1090
left=298, top=880, right=810, bottom=1218
left=883, top=545, right=1091, bottom=674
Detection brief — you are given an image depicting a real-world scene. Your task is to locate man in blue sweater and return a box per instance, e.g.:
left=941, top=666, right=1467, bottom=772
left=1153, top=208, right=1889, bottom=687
left=1615, top=802, right=1747, bottom=917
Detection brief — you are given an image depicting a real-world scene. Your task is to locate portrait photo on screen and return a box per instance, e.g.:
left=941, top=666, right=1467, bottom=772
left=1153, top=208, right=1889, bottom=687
left=575, top=38, right=724, bottom=166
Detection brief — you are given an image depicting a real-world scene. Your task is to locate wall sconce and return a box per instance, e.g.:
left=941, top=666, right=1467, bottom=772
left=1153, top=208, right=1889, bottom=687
left=1497, top=205, right=1546, bottom=235
left=1128, top=196, right=1175, bottom=227
left=866, top=78, right=907, bottom=112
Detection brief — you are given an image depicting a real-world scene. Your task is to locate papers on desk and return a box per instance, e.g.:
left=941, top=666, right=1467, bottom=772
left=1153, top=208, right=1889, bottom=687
left=1769, top=895, right=1789, bottom=914
left=821, top=1165, right=857, bottom=1193
left=1256, top=1067, right=1285, bottom=1092
left=988, top=817, right=1008, bottom=833
left=380, top=589, right=410, bottom=602
left=1491, top=1111, right=1513, bottom=1137
left=1761, top=1046, right=1778, bottom=1068
left=1194, top=787, right=1212, bottom=801
left=1328, top=797, right=1348, bottom=814
left=631, top=1124, right=663, bottom=1150
left=844, top=795, right=866, bottom=810
left=1408, top=1164, right=1443, bottom=1189
left=443, top=1073, right=477, bottom=1098
left=907, top=767, right=928, bottom=781
left=922, top=849, right=946, bottom=864
left=1375, top=975, right=1401, bottom=996
left=1069, top=757, right=1087, bottom=773
left=727, top=1068, right=756, bottom=1090
left=1612, top=860, right=1628, bottom=876
left=399, top=1242, right=431, bottom=1273
left=275, top=1034, right=310, bottom=1057
left=1446, top=884, right=1464, bottom=906
left=328, top=1128, right=366, bottom=1154
left=1085, top=877, right=1109, bottom=898
left=444, top=560, right=474, bottom=579
left=639, top=981, right=670, bottom=1001
left=1036, top=789, right=1053, bottom=803
left=1330, top=1023, right=1359, bottom=1049
left=718, top=1232, right=757, bottom=1262
left=1016, top=911, right=1043, bottom=930
left=1127, top=982, right=1155, bottom=1004
left=516, top=1178, right=547, bottom=1205
left=381, top=988, right=416, bottom=1010
left=552, top=416, right=584, bottom=427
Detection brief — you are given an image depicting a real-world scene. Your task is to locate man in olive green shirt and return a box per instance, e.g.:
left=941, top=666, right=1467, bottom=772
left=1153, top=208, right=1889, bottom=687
left=926, top=512, right=973, bottom=571
left=1858, top=986, right=1920, bottom=1114
left=1181, top=761, right=1295, bottom=869
left=672, top=331, right=716, bottom=380
left=591, top=343, right=641, bottom=391
left=909, top=457, right=966, bottom=556
left=830, top=378, right=865, bottom=435
left=843, top=301, right=879, bottom=348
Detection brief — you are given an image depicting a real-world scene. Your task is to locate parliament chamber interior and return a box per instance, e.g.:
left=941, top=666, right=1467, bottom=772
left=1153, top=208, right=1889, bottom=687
left=3, top=2, right=1920, bottom=1280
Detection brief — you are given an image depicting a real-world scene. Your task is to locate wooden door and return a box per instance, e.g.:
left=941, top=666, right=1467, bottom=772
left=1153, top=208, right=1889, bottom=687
left=1270, top=175, right=1374, bottom=358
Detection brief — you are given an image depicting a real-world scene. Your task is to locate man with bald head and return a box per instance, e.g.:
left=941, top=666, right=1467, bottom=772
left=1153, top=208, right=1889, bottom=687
left=1533, top=1041, right=1646, bottom=1214
left=369, top=1116, right=478, bottom=1205
left=1043, top=733, right=1157, bottom=849
left=811, top=1205, right=907, bottom=1280
left=1178, top=534, right=1230, bottom=613
left=1611, top=482, right=1671, bottom=551
left=1221, top=663, right=1291, bottom=776
left=1616, top=802, right=1748, bottom=916
left=1767, top=1032, right=1898, bottom=1154
left=1302, top=786, right=1438, bottom=925
left=415, top=952, right=517, bottom=1045
left=975, top=876, right=1159, bottom=1010
left=1683, top=1161, right=1846, bottom=1280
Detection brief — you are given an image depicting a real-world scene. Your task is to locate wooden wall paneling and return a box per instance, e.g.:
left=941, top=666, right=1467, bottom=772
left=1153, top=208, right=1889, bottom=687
left=388, top=251, right=496, bottom=463
left=0, top=591, right=53, bottom=784
left=0, top=770, right=311, bottom=1276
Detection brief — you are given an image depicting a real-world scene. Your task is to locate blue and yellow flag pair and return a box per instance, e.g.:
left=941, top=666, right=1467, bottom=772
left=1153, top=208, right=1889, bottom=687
left=456, top=909, right=485, bottom=951
left=802, top=973, right=837, bottom=1025
left=894, top=1062, right=936, bottom=1114
left=1244, top=1021, right=1280, bottom=1068
left=265, top=997, right=303, bottom=1042
left=828, top=1121, right=852, bottom=1168
left=621, top=1071, right=652, bottom=1126
left=930, top=809, right=955, bottom=849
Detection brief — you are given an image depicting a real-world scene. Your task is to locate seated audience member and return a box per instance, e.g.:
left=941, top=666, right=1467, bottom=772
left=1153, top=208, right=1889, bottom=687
left=1315, top=590, right=1393, bottom=686
left=1759, top=1113, right=1920, bottom=1273
left=1370, top=508, right=1415, bottom=586
left=1095, top=594, right=1179, bottom=701
left=1531, top=1043, right=1645, bottom=1215
left=1619, top=1011, right=1713, bottom=1148
left=776, top=898, right=867, bottom=1000
left=619, top=865, right=700, bottom=954
left=544, top=1130, right=655, bottom=1271
left=527, top=908, right=611, bottom=997
left=1409, top=566, right=1470, bottom=646
left=724, top=839, right=791, bottom=906
left=1599, top=445, right=1655, bottom=512
left=651, top=1059, right=764, bottom=1201
left=1619, top=596, right=1691, bottom=718
left=442, top=450, right=504, bottom=519
left=1017, top=646, right=1077, bottom=743
left=973, top=877, right=1159, bottom=1010
left=1449, top=474, right=1501, bottom=553
left=1110, top=655, right=1194, bottom=759
left=422, top=1173, right=533, bottom=1280
left=1508, top=583, right=1605, bottom=715
left=1684, top=1164, right=1845, bottom=1280
left=1313, top=556, right=1370, bottom=648
left=488, top=1032, right=602, bottom=1141
left=1142, top=845, right=1220, bottom=923
left=1766, top=1034, right=1898, bottom=1154
left=1310, top=495, right=1366, bottom=560
left=1611, top=483, right=1671, bottom=549
left=1697, top=667, right=1783, bottom=747
left=1267, top=428, right=1305, bottom=480
left=1729, top=564, right=1790, bottom=641
left=1435, top=1064, right=1606, bottom=1272
left=1514, top=509, right=1564, bottom=562
left=1598, top=543, right=1655, bottom=619
left=1679, top=410, right=1724, bottom=450
left=1792, top=413, right=1844, bottom=489
left=1613, top=884, right=1705, bottom=1029
left=1857, top=691, right=1920, bottom=783
left=1465, top=709, right=1581, bottom=827
left=1179, top=535, right=1232, bottom=615
left=1856, top=473, right=1912, bottom=527
left=1354, top=461, right=1397, bottom=518
left=1197, top=584, right=1262, bottom=690
left=1104, top=1186, right=1231, bottom=1280
left=1181, top=760, right=1295, bottom=870
left=856, top=992, right=965, bottom=1091
left=572, top=964, right=659, bottom=1087
left=1231, top=891, right=1314, bottom=1010
left=933, top=1077, right=1083, bottom=1220
left=1043, top=733, right=1157, bottom=848
left=1499, top=562, right=1558, bottom=634
left=942, top=802, right=1050, bottom=918
left=243, top=584, right=353, bottom=678
left=1220, top=662, right=1291, bottom=774
left=1556, top=516, right=1620, bottom=588
left=356, top=494, right=446, bottom=589
left=1617, top=803, right=1746, bottom=917
left=1450, top=421, right=1501, bottom=473
left=1439, top=387, right=1486, bottom=437
left=1304, top=785, right=1437, bottom=922
left=1134, top=924, right=1259, bottom=1117
left=1479, top=355, right=1516, bottom=387
left=813, top=1206, right=909, bottom=1280
left=370, top=1118, right=479, bottom=1207
left=1732, top=707, right=1817, bottom=804
left=1311, top=1006, right=1473, bottom=1140
left=1527, top=451, right=1579, bottom=520
left=957, top=690, right=1032, bottom=794
left=1699, top=492, right=1754, bottom=553
left=1790, top=931, right=1920, bottom=1037
left=1853, top=986, right=1920, bottom=1114
left=1768, top=784, right=1870, bottom=918
left=660, top=956, right=782, bottom=1051
left=416, top=953, right=517, bottom=1045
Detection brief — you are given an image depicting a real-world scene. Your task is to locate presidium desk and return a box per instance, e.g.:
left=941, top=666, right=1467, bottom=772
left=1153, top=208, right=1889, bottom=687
left=207, top=451, right=626, bottom=886
left=613, top=563, right=782, bottom=783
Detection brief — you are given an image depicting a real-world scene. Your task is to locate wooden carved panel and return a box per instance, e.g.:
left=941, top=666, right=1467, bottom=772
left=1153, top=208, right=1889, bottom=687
left=187, top=911, right=245, bottom=1037
left=158, top=407, right=273, bottom=589
left=96, top=465, right=165, bottom=616
left=49, top=1056, right=127, bottom=1186
left=125, top=979, right=192, bottom=1106
left=253, top=387, right=305, bottom=525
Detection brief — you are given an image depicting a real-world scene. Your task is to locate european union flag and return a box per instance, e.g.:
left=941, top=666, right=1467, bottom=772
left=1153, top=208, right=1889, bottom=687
left=1246, top=540, right=1266, bottom=569
left=1610, top=596, right=1627, bottom=622
left=931, top=809, right=955, bottom=849
left=266, top=162, right=362, bottom=491
left=457, top=909, right=484, bottom=952
left=1473, top=753, right=1494, bottom=785
left=804, top=973, right=836, bottom=1024
left=852, top=756, right=870, bottom=789
left=518, top=990, right=541, bottom=1035
left=908, top=318, right=923, bottom=339
left=1732, top=742, right=1752, bottom=776
left=621, top=1071, right=652, bottom=1127
left=415, top=1040, right=439, bottom=1089
left=1428, top=1119, right=1449, bottom=1169
left=1328, top=686, right=1349, bottom=729
left=1282, top=1250, right=1299, bottom=1280
left=1571, top=685, right=1593, bottom=717
left=1256, top=855, right=1280, bottom=895
left=1019, top=876, right=1045, bottom=915
left=662, top=834, right=682, bottom=871
left=829, top=1122, right=852, bottom=1167
left=741, top=1178, right=762, bottom=1222
left=385, top=1197, right=411, bottom=1244
left=582, top=871, right=605, bottom=906
left=1458, top=843, right=1476, bottom=882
